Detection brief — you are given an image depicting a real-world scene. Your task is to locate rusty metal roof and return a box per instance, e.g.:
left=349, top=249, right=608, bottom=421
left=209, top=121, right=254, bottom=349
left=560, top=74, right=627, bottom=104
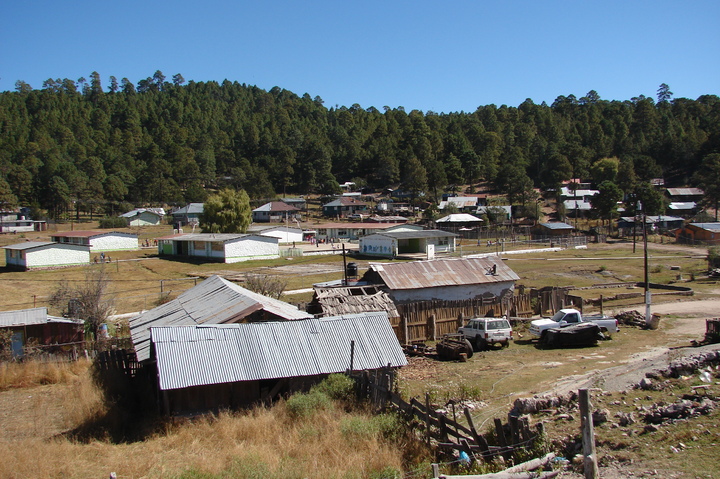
left=150, top=312, right=406, bottom=391
left=130, top=275, right=311, bottom=362
left=368, top=257, right=519, bottom=291
left=311, top=285, right=399, bottom=318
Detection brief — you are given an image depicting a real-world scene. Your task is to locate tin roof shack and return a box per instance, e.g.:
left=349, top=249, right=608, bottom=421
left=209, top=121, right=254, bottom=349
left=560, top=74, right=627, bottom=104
left=3, top=241, right=90, bottom=270
left=358, top=230, right=458, bottom=258
left=119, top=208, right=164, bottom=226
left=0, top=307, right=83, bottom=358
left=360, top=256, right=519, bottom=304
left=675, top=222, right=720, bottom=245
left=0, top=210, right=47, bottom=233
left=157, top=233, right=279, bottom=263
left=617, top=215, right=684, bottom=236
left=51, top=230, right=139, bottom=252
left=130, top=275, right=311, bottom=363
left=149, top=312, right=406, bottom=414
left=308, top=284, right=400, bottom=319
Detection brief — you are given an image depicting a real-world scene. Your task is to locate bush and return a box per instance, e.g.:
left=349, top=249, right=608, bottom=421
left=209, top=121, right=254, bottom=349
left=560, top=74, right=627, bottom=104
left=285, top=389, right=332, bottom=419
left=313, top=373, right=355, bottom=402
left=98, top=216, right=128, bottom=229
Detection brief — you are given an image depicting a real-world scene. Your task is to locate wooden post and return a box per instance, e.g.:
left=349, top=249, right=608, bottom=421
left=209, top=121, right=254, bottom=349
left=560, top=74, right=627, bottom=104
left=428, top=314, right=436, bottom=341
left=401, top=315, right=409, bottom=345
left=579, top=389, right=599, bottom=479
left=350, top=340, right=355, bottom=372
left=425, top=393, right=432, bottom=446
left=464, top=408, right=489, bottom=452
left=600, top=295, right=604, bottom=316
left=431, top=463, right=440, bottom=479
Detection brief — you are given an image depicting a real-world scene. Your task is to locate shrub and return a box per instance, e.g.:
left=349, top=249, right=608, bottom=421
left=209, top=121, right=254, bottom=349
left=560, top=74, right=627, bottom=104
left=98, top=216, right=128, bottom=228
left=285, top=389, right=331, bottom=419
left=313, top=373, right=355, bottom=402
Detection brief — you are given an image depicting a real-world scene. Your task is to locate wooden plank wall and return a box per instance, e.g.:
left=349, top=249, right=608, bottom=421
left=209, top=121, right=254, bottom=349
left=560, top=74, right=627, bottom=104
left=394, top=294, right=533, bottom=344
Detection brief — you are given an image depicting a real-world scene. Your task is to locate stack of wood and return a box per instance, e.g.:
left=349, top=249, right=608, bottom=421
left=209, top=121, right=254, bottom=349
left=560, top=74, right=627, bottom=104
left=615, top=310, right=649, bottom=328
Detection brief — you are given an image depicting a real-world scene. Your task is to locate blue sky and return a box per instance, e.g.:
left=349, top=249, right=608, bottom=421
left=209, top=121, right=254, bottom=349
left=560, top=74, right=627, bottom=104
left=2, top=0, right=718, bottom=113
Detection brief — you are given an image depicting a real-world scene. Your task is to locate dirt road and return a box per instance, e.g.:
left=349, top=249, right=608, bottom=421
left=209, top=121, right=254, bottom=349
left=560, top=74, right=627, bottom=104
left=545, top=299, right=720, bottom=395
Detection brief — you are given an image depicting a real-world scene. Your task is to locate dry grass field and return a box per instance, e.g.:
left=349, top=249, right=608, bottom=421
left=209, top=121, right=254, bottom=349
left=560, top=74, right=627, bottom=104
left=1, top=228, right=720, bottom=478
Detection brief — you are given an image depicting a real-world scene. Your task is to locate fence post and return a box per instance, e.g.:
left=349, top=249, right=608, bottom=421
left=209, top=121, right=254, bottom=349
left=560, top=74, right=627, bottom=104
left=579, top=388, right=599, bottom=479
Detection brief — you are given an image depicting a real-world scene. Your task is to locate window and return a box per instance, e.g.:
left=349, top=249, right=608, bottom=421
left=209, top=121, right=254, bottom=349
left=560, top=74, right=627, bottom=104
left=210, top=242, right=224, bottom=252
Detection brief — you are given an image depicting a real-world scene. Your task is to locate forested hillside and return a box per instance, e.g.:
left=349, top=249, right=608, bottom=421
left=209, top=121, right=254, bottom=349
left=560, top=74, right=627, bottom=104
left=1, top=72, right=718, bottom=219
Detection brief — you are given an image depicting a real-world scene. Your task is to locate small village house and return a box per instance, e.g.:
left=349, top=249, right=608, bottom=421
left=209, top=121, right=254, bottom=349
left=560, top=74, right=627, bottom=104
left=674, top=222, right=720, bottom=245
left=358, top=229, right=458, bottom=258
left=4, top=241, right=90, bottom=270
left=51, top=230, right=139, bottom=252
left=322, top=197, right=368, bottom=218
left=435, top=213, right=484, bottom=233
left=0, top=209, right=47, bottom=233
left=157, top=233, right=279, bottom=263
left=309, top=222, right=422, bottom=242
left=171, top=203, right=204, bottom=228
left=534, top=222, right=574, bottom=238
left=360, top=256, right=519, bottom=304
left=119, top=208, right=165, bottom=227
left=251, top=201, right=301, bottom=223
left=0, top=307, right=84, bottom=358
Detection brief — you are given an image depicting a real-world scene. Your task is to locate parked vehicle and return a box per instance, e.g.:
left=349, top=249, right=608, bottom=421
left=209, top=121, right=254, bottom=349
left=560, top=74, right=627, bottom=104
left=528, top=308, right=619, bottom=340
left=540, top=322, right=605, bottom=348
left=458, top=317, right=513, bottom=351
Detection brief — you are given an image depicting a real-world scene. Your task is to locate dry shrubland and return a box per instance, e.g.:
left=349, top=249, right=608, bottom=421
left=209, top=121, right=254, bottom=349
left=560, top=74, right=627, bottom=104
left=0, top=363, right=425, bottom=479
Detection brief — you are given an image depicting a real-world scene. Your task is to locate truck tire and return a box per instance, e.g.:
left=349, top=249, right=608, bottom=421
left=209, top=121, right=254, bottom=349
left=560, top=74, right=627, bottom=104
left=475, top=336, right=487, bottom=352
left=464, top=339, right=474, bottom=359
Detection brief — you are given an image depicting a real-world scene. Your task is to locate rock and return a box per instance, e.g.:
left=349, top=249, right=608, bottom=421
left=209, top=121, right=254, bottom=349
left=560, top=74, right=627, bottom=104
left=593, top=408, right=610, bottom=425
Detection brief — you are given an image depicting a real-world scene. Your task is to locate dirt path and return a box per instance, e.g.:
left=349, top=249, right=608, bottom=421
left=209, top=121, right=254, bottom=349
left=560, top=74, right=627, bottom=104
left=544, top=299, right=720, bottom=395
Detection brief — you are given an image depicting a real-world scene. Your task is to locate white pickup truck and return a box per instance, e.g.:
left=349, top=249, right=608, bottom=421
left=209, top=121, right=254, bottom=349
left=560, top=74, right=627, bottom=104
left=528, top=308, right=619, bottom=339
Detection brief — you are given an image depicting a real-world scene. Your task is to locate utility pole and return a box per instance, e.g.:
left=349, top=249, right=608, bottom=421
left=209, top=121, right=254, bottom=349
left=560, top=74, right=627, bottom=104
left=639, top=201, right=651, bottom=324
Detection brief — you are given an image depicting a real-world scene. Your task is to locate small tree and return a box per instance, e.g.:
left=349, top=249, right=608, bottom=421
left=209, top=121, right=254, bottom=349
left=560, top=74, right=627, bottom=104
left=244, top=274, right=288, bottom=300
left=200, top=188, right=252, bottom=234
left=49, top=266, right=115, bottom=339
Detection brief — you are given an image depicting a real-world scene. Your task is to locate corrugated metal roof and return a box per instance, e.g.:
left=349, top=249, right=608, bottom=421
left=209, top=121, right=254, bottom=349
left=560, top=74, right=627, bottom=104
left=51, top=230, right=135, bottom=238
left=3, top=241, right=56, bottom=250
left=667, top=188, right=703, bottom=196
left=155, top=233, right=277, bottom=243
left=312, top=285, right=399, bottom=318
left=0, top=307, right=83, bottom=327
left=369, top=257, right=519, bottom=291
left=687, top=223, right=720, bottom=231
left=151, top=312, right=407, bottom=391
left=370, top=230, right=459, bottom=240
left=130, top=275, right=312, bottom=362
left=539, top=222, right=574, bottom=230
left=436, top=214, right=483, bottom=223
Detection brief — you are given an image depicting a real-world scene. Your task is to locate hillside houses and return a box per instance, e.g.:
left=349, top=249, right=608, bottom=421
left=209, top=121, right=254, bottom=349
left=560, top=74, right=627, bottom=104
left=251, top=201, right=301, bottom=223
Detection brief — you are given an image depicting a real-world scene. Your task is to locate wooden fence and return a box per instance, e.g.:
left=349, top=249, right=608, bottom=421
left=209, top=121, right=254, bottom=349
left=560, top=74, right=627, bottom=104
left=351, top=368, right=543, bottom=463
left=394, top=295, right=532, bottom=344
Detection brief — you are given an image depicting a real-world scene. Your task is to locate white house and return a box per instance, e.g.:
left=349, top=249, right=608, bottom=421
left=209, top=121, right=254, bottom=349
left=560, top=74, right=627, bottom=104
left=358, top=230, right=457, bottom=258
left=119, top=208, right=165, bottom=226
left=255, top=226, right=304, bottom=244
left=157, top=233, right=279, bottom=263
left=50, top=231, right=139, bottom=251
left=4, top=241, right=90, bottom=270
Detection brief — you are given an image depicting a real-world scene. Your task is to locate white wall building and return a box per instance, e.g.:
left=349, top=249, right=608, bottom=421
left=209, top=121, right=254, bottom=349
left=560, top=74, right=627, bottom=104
left=51, top=231, right=139, bottom=251
left=120, top=208, right=164, bottom=226
left=158, top=233, right=279, bottom=263
left=4, top=242, right=90, bottom=270
left=255, top=226, right=304, bottom=244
